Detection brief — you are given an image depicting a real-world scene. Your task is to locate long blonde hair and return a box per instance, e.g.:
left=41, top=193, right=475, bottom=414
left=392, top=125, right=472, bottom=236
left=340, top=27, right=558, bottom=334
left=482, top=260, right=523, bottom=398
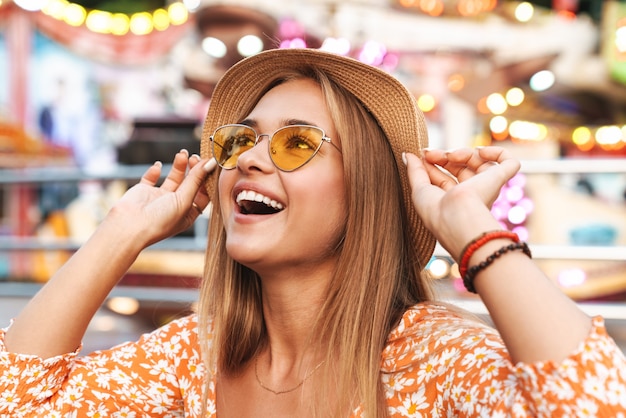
left=198, top=66, right=434, bottom=417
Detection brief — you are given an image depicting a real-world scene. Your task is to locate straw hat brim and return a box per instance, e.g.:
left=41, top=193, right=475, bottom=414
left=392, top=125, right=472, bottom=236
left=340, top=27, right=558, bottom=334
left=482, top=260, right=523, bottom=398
left=200, top=48, right=436, bottom=267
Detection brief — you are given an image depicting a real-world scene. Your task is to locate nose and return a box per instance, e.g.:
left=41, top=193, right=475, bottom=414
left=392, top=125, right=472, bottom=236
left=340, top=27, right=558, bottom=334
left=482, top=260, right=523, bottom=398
left=236, top=133, right=273, bottom=172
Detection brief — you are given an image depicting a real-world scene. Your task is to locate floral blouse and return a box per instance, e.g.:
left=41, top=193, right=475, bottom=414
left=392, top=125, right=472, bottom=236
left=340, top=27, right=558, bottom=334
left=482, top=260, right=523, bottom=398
left=1, top=303, right=625, bottom=417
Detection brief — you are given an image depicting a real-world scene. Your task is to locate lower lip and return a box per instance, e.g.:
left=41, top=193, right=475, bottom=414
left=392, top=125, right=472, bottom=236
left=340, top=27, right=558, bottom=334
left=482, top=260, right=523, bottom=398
left=233, top=210, right=280, bottom=223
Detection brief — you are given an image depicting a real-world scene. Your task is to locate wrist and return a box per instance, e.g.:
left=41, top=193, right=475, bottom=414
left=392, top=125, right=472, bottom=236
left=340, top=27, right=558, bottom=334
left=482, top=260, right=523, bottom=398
left=96, top=206, right=150, bottom=256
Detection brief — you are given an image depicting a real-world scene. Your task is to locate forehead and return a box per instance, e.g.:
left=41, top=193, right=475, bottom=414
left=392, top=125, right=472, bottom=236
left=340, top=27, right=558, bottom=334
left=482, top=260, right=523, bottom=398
left=245, top=78, right=327, bottom=121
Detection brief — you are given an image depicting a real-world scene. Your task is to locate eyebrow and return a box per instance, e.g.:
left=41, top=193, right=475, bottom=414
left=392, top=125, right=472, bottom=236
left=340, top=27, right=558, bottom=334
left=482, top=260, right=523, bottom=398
left=239, top=118, right=320, bottom=129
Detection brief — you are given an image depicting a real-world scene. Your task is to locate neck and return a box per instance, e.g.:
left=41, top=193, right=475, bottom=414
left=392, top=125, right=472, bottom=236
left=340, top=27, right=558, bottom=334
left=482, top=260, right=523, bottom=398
left=257, top=264, right=332, bottom=360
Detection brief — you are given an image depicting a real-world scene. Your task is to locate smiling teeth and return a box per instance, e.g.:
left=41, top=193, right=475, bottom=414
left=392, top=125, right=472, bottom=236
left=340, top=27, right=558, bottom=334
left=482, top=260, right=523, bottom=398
left=236, top=190, right=284, bottom=210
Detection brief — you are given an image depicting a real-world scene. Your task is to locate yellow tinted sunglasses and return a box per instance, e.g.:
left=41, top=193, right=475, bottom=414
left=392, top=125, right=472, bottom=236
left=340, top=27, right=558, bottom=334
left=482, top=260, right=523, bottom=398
left=210, top=124, right=341, bottom=172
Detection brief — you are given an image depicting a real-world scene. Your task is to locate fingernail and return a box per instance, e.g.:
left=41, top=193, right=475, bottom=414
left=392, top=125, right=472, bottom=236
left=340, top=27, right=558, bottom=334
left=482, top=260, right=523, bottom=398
left=179, top=149, right=189, bottom=155
left=154, top=161, right=162, bottom=168
left=191, top=154, right=201, bottom=161
left=203, top=158, right=217, bottom=172
left=401, top=152, right=407, bottom=166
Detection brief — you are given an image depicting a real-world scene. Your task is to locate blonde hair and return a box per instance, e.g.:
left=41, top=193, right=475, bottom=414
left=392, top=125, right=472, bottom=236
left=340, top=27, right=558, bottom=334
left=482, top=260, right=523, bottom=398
left=198, top=66, right=434, bottom=417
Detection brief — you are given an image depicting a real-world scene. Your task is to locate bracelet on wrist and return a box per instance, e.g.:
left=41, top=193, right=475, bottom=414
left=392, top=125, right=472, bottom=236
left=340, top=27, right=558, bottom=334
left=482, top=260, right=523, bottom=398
left=463, top=241, right=532, bottom=293
left=458, top=230, right=520, bottom=278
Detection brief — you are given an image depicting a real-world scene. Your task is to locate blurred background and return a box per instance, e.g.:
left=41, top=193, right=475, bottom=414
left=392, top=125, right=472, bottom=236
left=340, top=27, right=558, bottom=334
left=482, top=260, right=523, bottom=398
left=0, top=0, right=625, bottom=353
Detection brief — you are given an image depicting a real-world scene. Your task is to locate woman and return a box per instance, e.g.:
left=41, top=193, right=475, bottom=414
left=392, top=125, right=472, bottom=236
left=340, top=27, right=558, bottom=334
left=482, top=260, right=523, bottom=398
left=1, top=48, right=625, bottom=417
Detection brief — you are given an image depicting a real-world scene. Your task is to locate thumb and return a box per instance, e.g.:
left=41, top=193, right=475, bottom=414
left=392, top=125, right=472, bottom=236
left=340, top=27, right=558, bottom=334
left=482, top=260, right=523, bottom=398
left=403, top=152, right=432, bottom=192
left=176, top=158, right=215, bottom=206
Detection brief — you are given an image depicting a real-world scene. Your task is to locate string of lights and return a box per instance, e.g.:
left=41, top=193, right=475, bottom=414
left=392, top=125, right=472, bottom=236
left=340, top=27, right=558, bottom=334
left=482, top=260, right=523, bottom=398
left=10, top=0, right=189, bottom=36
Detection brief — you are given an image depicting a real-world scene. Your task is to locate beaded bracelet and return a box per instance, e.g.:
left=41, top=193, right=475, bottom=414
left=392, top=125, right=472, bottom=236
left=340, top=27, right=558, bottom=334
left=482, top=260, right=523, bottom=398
left=463, top=241, right=532, bottom=293
left=458, top=230, right=520, bottom=279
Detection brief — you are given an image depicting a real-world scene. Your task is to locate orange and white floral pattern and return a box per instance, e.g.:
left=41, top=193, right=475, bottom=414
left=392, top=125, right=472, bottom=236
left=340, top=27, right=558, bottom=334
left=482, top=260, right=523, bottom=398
left=1, top=304, right=625, bottom=417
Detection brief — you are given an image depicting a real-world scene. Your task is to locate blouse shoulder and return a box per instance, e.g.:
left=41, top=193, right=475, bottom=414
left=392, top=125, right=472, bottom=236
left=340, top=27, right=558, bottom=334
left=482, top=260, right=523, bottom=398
left=380, top=303, right=626, bottom=417
left=382, top=302, right=503, bottom=372
left=0, top=313, right=212, bottom=417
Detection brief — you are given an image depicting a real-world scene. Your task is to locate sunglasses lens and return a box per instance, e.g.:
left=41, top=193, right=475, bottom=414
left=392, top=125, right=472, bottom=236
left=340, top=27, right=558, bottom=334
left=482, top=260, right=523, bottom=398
left=270, top=126, right=325, bottom=171
left=212, top=125, right=256, bottom=168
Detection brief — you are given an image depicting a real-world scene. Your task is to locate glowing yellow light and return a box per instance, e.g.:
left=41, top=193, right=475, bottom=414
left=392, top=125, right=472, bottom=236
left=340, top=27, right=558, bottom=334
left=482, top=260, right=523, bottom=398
left=449, top=261, right=460, bottom=278
left=505, top=87, right=524, bottom=106
left=538, top=124, right=548, bottom=141
left=42, top=0, right=67, bottom=19
left=427, top=258, right=451, bottom=279
left=238, top=35, right=264, bottom=57
left=63, top=2, right=86, bottom=27
left=515, top=2, right=534, bottom=22
left=130, top=12, right=153, bottom=35
left=417, top=94, right=436, bottom=112
left=486, top=93, right=508, bottom=115
left=14, top=0, right=47, bottom=11
left=616, top=26, right=626, bottom=53
left=509, top=120, right=546, bottom=141
left=86, top=10, right=111, bottom=33
left=529, top=70, right=555, bottom=92
left=489, top=116, right=508, bottom=134
left=477, top=97, right=490, bottom=114
left=596, top=125, right=622, bottom=145
left=458, top=0, right=481, bottom=16
left=110, top=13, right=130, bottom=35
left=153, top=8, right=170, bottom=31
left=168, top=2, right=188, bottom=25
left=106, top=297, right=140, bottom=316
left=421, top=0, right=444, bottom=16
left=572, top=126, right=592, bottom=146
left=447, top=74, right=465, bottom=92
left=183, top=0, right=201, bottom=12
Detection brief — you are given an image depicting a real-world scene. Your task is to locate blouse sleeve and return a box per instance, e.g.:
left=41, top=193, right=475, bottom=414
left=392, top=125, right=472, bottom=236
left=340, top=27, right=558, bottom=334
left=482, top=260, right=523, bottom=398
left=381, top=304, right=626, bottom=417
left=0, top=314, right=207, bottom=418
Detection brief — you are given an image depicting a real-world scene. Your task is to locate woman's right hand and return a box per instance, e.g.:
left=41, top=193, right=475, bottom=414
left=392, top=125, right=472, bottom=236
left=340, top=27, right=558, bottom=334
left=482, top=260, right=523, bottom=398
left=108, top=150, right=216, bottom=249
left=3, top=151, right=216, bottom=358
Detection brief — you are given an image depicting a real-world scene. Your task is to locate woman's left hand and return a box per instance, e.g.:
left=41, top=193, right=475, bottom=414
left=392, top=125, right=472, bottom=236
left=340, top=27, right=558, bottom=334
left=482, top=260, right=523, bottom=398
left=404, top=146, right=521, bottom=260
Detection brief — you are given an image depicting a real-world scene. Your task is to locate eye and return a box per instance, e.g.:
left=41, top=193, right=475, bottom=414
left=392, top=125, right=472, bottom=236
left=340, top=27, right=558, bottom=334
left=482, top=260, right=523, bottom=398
left=226, top=134, right=255, bottom=152
left=236, top=135, right=255, bottom=146
left=283, top=133, right=316, bottom=150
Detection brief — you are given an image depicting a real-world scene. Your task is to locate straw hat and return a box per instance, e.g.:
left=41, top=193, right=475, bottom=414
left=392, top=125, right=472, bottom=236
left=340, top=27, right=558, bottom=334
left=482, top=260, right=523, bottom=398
left=200, top=48, right=436, bottom=267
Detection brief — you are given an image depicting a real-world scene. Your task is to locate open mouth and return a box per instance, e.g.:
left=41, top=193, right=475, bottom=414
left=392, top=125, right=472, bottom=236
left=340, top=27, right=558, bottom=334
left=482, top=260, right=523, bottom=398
left=236, top=190, right=284, bottom=215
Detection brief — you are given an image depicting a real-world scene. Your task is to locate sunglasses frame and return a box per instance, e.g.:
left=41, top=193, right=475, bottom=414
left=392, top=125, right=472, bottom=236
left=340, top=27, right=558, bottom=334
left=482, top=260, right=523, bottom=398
left=210, top=124, right=341, bottom=172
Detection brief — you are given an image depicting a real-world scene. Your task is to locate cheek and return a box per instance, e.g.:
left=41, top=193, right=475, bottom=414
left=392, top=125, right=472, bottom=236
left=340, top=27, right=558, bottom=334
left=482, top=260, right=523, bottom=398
left=305, top=173, right=347, bottom=227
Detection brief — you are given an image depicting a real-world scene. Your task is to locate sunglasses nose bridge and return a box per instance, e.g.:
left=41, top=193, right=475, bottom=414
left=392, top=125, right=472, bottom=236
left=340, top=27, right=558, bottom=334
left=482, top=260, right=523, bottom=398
left=254, top=133, right=271, bottom=146
left=235, top=132, right=274, bottom=170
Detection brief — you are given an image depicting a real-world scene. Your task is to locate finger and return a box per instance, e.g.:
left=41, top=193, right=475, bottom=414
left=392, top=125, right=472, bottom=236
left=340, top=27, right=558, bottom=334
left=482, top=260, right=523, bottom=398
left=404, top=152, right=431, bottom=191
left=189, top=154, right=218, bottom=174
left=139, top=161, right=163, bottom=186
left=477, top=145, right=511, bottom=161
left=178, top=158, right=216, bottom=213
left=421, top=148, right=449, bottom=166
left=188, top=153, right=202, bottom=170
left=470, top=147, right=521, bottom=191
left=191, top=202, right=204, bottom=216
left=437, top=149, right=485, bottom=181
left=422, top=148, right=478, bottom=183
left=405, top=152, right=456, bottom=194
left=404, top=152, right=444, bottom=226
left=425, top=162, right=459, bottom=190
left=160, top=149, right=191, bottom=192
left=477, top=146, right=521, bottom=176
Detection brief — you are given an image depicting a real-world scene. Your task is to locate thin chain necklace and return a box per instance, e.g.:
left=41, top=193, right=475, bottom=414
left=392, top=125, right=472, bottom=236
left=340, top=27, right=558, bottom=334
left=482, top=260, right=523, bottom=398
left=254, top=356, right=325, bottom=395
